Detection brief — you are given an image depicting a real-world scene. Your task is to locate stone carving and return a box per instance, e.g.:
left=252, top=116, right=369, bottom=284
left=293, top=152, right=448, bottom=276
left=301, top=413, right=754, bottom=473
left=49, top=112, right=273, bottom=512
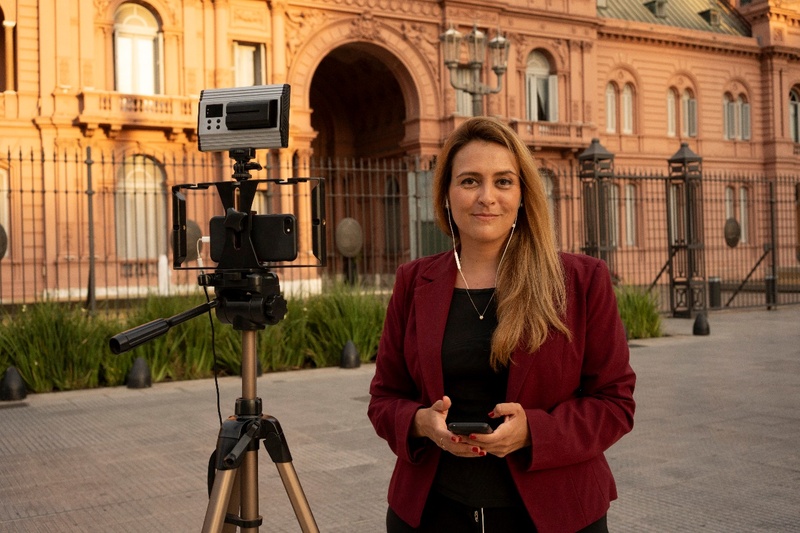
left=349, top=12, right=384, bottom=42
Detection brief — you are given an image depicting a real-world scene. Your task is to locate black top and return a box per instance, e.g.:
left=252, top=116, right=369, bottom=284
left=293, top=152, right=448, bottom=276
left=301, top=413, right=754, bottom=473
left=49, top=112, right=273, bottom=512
left=432, top=288, right=519, bottom=508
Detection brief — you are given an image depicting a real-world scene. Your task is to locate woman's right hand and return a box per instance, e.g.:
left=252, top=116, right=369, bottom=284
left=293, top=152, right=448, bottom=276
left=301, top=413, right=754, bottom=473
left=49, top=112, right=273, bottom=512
left=412, top=397, right=485, bottom=458
left=412, top=395, right=451, bottom=440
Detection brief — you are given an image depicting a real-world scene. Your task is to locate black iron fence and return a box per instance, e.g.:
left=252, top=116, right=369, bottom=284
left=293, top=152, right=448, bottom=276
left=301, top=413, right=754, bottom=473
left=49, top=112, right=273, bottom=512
left=0, top=147, right=797, bottom=316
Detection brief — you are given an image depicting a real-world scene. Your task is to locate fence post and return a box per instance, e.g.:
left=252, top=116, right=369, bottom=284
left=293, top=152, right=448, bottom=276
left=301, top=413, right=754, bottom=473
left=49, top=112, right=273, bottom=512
left=578, top=139, right=616, bottom=275
left=85, top=147, right=96, bottom=314
left=666, top=143, right=706, bottom=318
left=767, top=180, right=778, bottom=309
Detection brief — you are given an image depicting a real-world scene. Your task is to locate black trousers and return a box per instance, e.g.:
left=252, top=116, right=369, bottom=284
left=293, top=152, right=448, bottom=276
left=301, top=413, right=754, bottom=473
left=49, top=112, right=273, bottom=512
left=386, top=491, right=608, bottom=533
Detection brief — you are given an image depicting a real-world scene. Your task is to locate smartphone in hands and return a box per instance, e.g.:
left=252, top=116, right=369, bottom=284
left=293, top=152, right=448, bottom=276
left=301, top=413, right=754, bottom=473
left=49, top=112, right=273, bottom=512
left=447, top=422, right=493, bottom=435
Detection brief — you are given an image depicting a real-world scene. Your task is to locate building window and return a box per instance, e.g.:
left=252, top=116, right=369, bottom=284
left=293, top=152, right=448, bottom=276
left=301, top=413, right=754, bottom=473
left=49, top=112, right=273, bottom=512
left=605, top=83, right=617, bottom=133
left=606, top=183, right=619, bottom=248
left=624, top=183, right=637, bottom=246
left=725, top=185, right=749, bottom=244
left=724, top=93, right=751, bottom=140
left=114, top=3, right=162, bottom=95
left=738, top=187, right=749, bottom=244
left=115, top=155, right=167, bottom=262
left=234, top=42, right=265, bottom=87
left=622, top=84, right=634, bottom=134
left=790, top=89, right=800, bottom=143
left=526, top=51, right=558, bottom=122
left=455, top=66, right=473, bottom=117
left=0, top=18, right=15, bottom=92
left=607, top=83, right=635, bottom=134
left=667, top=88, right=677, bottom=137
left=681, top=89, right=697, bottom=137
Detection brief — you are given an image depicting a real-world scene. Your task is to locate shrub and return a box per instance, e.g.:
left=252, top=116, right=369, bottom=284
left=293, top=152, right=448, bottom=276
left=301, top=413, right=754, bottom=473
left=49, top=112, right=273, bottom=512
left=614, top=285, right=663, bottom=339
left=0, top=287, right=389, bottom=393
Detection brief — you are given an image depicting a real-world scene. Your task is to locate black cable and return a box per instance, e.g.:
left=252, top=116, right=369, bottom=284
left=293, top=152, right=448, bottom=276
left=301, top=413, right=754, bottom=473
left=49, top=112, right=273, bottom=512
left=202, top=284, right=223, bottom=428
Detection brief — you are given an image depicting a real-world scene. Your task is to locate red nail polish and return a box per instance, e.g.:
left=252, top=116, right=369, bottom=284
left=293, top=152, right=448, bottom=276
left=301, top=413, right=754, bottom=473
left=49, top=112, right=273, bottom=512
left=469, top=434, right=477, bottom=440
left=488, top=411, right=495, bottom=418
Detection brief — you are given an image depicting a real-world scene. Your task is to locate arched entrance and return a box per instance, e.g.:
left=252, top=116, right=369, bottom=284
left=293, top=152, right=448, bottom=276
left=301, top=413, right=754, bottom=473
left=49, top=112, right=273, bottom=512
left=310, top=42, right=407, bottom=160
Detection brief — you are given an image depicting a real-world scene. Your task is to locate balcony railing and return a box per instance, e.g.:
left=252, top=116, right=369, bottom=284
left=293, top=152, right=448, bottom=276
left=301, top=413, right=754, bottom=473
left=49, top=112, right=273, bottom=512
left=508, top=120, right=587, bottom=149
left=77, top=90, right=197, bottom=138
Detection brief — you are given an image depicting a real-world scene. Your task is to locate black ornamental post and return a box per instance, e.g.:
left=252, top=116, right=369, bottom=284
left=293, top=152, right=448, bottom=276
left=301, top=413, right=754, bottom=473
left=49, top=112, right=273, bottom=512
left=578, top=139, right=617, bottom=275
left=666, top=143, right=706, bottom=318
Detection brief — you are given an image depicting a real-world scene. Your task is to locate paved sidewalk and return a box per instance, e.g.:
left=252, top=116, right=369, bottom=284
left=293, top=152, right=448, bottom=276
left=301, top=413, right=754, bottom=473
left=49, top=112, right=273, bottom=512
left=1, top=307, right=799, bottom=532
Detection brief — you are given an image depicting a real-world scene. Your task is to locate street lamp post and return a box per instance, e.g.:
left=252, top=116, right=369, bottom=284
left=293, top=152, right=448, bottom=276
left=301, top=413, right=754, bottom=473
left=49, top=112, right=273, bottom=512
left=439, top=23, right=510, bottom=117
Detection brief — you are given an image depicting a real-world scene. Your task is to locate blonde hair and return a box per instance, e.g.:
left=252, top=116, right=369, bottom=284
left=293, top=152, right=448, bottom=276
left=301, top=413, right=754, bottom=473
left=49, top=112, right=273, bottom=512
left=433, top=117, right=570, bottom=368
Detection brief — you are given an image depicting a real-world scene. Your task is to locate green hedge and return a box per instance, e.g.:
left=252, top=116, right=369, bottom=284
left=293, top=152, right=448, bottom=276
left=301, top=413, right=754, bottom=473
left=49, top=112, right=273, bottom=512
left=0, top=284, right=659, bottom=394
left=0, top=286, right=389, bottom=394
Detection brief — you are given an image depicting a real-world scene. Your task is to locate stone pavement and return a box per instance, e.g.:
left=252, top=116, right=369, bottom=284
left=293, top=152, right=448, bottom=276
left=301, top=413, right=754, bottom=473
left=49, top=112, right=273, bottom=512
left=1, top=306, right=799, bottom=532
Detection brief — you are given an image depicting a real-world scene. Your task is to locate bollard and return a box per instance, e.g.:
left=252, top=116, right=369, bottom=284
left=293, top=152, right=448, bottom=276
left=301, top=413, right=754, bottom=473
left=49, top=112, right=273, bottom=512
left=708, top=277, right=721, bottom=309
left=1, top=366, right=27, bottom=401
left=693, top=313, right=710, bottom=336
left=127, top=356, right=152, bottom=388
left=765, top=275, right=777, bottom=309
left=340, top=340, right=360, bottom=368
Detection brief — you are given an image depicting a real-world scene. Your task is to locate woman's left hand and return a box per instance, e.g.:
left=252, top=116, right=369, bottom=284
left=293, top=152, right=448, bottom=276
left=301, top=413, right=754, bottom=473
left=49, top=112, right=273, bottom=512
left=456, top=402, right=532, bottom=458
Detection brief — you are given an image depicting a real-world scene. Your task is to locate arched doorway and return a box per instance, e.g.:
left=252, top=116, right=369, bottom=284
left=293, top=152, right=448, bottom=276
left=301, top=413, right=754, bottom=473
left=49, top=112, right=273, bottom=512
left=309, top=42, right=406, bottom=160
left=308, top=43, right=412, bottom=285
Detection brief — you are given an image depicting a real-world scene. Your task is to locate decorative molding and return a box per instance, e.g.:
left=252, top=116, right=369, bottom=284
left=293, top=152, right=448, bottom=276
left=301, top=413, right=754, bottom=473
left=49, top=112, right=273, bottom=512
left=400, top=21, right=438, bottom=72
left=349, top=12, right=384, bottom=42
left=285, top=9, right=330, bottom=65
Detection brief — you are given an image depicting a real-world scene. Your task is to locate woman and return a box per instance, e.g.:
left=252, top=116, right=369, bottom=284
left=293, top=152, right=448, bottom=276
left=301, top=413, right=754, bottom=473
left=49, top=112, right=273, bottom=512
left=368, top=116, right=635, bottom=533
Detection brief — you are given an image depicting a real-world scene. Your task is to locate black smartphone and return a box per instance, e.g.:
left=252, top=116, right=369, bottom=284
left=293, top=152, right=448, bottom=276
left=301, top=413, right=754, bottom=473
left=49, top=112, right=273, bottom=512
left=447, top=422, right=492, bottom=435
left=210, top=213, right=298, bottom=263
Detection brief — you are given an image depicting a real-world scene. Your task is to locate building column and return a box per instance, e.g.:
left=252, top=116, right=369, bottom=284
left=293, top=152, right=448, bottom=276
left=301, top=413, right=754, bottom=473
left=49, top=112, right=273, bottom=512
left=270, top=0, right=287, bottom=83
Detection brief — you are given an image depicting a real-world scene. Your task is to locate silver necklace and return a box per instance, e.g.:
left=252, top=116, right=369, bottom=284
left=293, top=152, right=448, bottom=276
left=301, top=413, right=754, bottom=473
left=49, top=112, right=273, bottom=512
left=447, top=203, right=518, bottom=321
left=457, top=270, right=495, bottom=320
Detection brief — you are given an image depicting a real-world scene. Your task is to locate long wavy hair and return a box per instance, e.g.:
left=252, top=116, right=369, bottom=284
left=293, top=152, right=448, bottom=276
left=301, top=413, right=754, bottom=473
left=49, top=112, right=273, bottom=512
left=432, top=117, right=570, bottom=368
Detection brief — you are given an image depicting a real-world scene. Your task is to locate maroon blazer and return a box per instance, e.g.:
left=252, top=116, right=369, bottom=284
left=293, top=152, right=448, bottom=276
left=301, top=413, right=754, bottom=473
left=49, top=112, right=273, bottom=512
left=368, top=251, right=635, bottom=533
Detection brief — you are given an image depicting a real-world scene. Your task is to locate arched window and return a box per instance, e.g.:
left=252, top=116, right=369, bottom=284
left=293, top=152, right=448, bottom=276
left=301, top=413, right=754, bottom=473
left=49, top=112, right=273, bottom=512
left=115, top=155, right=167, bottom=263
left=724, top=93, right=751, bottom=140
left=605, top=83, right=617, bottom=133
left=723, top=93, right=734, bottom=140
left=681, top=89, right=697, bottom=137
left=114, top=3, right=162, bottom=95
left=606, top=82, right=635, bottom=135
left=526, top=51, right=557, bottom=122
left=790, top=89, right=800, bottom=143
left=667, top=88, right=678, bottom=137
left=621, top=84, right=634, bottom=134
left=739, top=95, right=751, bottom=140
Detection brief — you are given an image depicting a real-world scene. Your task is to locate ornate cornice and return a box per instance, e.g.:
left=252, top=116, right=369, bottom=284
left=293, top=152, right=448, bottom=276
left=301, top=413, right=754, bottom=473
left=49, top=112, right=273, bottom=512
left=598, top=28, right=760, bottom=58
left=290, top=0, right=440, bottom=18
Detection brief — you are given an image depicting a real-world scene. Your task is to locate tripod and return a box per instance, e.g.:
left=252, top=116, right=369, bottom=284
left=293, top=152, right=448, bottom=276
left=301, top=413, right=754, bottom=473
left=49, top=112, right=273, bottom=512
left=203, top=328, right=318, bottom=532
left=110, top=271, right=319, bottom=533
